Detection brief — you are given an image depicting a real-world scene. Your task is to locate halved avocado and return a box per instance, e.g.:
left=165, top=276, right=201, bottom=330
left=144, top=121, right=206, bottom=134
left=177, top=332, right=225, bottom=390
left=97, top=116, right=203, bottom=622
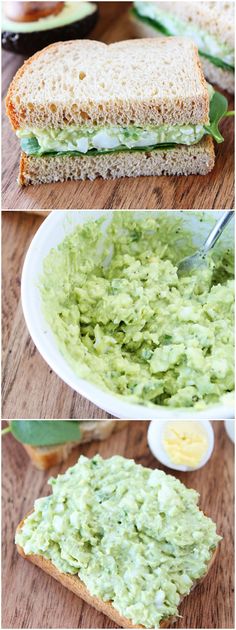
left=2, top=2, right=98, bottom=56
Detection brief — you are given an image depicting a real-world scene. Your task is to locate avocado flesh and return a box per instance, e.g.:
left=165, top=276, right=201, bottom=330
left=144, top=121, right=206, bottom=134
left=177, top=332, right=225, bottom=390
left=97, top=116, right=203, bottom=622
left=2, top=2, right=98, bottom=55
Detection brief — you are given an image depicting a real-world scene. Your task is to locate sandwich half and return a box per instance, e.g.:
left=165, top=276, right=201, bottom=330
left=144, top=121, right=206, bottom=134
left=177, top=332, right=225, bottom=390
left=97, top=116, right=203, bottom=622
left=6, top=37, right=228, bottom=185
left=132, top=2, right=235, bottom=94
left=15, top=455, right=221, bottom=628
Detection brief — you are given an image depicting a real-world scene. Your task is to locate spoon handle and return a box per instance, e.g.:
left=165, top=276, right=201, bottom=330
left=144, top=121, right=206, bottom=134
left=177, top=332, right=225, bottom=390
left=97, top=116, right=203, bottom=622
left=202, top=211, right=234, bottom=254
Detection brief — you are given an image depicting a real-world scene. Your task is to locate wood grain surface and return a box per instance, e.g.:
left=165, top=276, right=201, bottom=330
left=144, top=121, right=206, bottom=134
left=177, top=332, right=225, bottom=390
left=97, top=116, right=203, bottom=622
left=2, top=420, right=234, bottom=629
left=1, top=2, right=234, bottom=211
left=2, top=211, right=111, bottom=419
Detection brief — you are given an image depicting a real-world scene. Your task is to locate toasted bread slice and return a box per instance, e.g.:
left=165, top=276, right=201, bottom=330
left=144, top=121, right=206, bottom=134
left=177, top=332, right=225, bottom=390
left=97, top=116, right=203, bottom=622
left=18, top=136, right=215, bottom=185
left=16, top=514, right=218, bottom=629
left=6, top=38, right=209, bottom=130
left=22, top=421, right=127, bottom=470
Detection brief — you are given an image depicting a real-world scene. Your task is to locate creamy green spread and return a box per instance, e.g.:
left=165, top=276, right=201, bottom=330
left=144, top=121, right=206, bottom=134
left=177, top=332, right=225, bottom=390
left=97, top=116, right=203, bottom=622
left=40, top=214, right=234, bottom=409
left=17, top=83, right=230, bottom=156
left=134, top=2, right=234, bottom=68
left=17, top=122, right=206, bottom=154
left=16, top=454, right=221, bottom=628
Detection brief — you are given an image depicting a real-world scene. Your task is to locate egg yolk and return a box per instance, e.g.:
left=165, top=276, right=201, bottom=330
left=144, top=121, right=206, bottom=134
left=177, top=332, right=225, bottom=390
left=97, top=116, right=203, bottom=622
left=163, top=421, right=209, bottom=467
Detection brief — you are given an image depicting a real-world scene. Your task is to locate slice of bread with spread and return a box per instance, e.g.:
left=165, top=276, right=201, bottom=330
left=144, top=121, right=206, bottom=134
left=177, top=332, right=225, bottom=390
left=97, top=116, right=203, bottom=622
left=16, top=518, right=218, bottom=629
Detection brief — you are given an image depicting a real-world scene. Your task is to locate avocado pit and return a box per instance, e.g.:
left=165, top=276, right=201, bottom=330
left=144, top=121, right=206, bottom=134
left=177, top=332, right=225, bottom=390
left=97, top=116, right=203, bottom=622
left=4, top=2, right=65, bottom=23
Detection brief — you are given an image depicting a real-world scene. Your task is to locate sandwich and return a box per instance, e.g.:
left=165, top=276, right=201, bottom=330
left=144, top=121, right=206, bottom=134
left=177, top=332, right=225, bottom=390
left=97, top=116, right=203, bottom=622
left=16, top=455, right=221, bottom=628
left=4, top=420, right=126, bottom=469
left=5, top=38, right=230, bottom=185
left=132, top=2, right=235, bottom=94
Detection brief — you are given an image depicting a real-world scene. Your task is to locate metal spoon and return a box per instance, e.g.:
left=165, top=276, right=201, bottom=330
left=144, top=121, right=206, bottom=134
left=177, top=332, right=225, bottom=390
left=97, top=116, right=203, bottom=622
left=177, top=211, right=234, bottom=278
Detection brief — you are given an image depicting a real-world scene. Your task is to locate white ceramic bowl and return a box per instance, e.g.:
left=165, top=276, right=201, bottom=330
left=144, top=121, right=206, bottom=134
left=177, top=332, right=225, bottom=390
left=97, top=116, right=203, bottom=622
left=21, top=211, right=234, bottom=419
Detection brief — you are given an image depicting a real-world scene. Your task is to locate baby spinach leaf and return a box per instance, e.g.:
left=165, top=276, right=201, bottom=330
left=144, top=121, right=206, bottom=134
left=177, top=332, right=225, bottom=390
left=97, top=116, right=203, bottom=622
left=131, top=8, right=173, bottom=35
left=21, top=141, right=176, bottom=158
left=204, top=91, right=231, bottom=143
left=10, top=420, right=81, bottom=446
left=21, top=136, right=40, bottom=154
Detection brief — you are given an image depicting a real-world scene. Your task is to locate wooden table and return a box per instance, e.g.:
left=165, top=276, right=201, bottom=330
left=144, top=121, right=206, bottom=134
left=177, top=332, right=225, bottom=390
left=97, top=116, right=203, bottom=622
left=2, top=210, right=111, bottom=419
left=2, top=2, right=234, bottom=210
left=2, top=420, right=234, bottom=629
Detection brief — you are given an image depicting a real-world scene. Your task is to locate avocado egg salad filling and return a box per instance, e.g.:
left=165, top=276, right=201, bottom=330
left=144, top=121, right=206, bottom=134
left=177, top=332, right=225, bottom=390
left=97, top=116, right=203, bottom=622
left=17, top=88, right=229, bottom=156
left=16, top=455, right=221, bottom=628
left=40, top=213, right=234, bottom=409
left=133, top=2, right=235, bottom=71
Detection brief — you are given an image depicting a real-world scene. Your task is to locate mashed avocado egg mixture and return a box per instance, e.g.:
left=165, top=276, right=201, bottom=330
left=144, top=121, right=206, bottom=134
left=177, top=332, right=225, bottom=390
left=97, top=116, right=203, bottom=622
left=40, top=213, right=234, bottom=409
left=16, top=455, right=221, bottom=628
left=17, top=87, right=229, bottom=155
left=17, top=121, right=207, bottom=154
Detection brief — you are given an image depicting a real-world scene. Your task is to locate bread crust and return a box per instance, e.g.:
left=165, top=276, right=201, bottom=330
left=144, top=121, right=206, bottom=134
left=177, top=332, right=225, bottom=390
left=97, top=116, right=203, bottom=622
left=6, top=41, right=62, bottom=131
left=18, top=137, right=215, bottom=185
left=6, top=38, right=209, bottom=130
left=16, top=514, right=218, bottom=629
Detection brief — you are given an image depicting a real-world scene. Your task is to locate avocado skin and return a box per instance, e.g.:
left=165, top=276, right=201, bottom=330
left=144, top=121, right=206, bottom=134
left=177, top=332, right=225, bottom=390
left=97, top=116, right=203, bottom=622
left=2, top=7, right=98, bottom=56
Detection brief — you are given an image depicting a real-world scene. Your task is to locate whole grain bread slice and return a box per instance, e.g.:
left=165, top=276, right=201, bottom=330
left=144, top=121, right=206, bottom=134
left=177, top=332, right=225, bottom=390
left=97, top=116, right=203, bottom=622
left=18, top=136, right=215, bottom=185
left=22, top=421, right=127, bottom=470
left=16, top=515, right=218, bottom=629
left=6, top=37, right=209, bottom=130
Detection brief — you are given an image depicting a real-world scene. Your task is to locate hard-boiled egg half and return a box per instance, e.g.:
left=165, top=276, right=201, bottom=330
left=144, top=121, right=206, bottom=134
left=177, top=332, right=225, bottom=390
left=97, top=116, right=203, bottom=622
left=147, top=420, right=214, bottom=472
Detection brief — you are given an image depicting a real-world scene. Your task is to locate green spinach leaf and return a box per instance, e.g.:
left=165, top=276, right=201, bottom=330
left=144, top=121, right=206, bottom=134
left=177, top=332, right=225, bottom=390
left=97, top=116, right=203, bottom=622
left=21, top=136, right=40, bottom=154
left=205, top=91, right=231, bottom=143
left=131, top=7, right=173, bottom=35
left=21, top=139, right=176, bottom=157
left=200, top=51, right=234, bottom=72
left=9, top=420, right=81, bottom=446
